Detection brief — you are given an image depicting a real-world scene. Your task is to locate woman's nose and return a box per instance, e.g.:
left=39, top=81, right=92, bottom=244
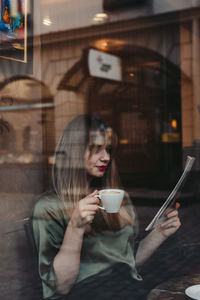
left=100, top=149, right=110, bottom=161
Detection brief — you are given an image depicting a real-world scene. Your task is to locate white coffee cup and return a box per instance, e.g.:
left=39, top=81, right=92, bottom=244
left=95, top=189, right=124, bottom=213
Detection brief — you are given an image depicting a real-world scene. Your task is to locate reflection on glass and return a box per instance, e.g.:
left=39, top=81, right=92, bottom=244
left=0, top=2, right=200, bottom=299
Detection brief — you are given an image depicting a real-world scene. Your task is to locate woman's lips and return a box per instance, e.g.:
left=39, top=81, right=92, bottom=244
left=97, top=166, right=107, bottom=171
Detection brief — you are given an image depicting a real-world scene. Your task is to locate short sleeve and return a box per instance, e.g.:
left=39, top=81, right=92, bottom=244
left=123, top=191, right=140, bottom=255
left=123, top=192, right=139, bottom=232
left=33, top=194, right=68, bottom=299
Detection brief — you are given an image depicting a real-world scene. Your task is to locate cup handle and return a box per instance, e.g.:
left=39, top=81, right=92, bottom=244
left=97, top=205, right=106, bottom=210
left=94, top=195, right=105, bottom=210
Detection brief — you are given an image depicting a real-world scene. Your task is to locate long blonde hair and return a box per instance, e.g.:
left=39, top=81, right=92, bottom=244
left=52, top=115, right=134, bottom=230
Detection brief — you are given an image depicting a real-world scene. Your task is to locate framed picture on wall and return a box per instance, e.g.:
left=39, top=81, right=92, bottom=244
left=0, top=0, right=32, bottom=63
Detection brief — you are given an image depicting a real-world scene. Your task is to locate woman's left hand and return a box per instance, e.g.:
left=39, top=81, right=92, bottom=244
left=158, top=203, right=181, bottom=238
left=136, top=203, right=181, bottom=267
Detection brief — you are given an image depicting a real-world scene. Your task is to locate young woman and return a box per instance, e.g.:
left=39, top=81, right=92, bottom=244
left=33, top=115, right=181, bottom=300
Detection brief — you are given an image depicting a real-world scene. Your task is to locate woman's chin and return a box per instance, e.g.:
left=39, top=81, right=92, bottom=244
left=87, top=171, right=105, bottom=179
left=92, top=171, right=105, bottom=178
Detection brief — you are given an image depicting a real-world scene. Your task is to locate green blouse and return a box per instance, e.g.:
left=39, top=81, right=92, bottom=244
left=33, top=192, right=142, bottom=299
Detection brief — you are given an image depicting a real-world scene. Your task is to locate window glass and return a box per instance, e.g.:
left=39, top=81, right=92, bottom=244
left=0, top=1, right=199, bottom=299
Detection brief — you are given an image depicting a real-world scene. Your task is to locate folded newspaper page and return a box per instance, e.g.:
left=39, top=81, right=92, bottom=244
left=145, top=156, right=195, bottom=231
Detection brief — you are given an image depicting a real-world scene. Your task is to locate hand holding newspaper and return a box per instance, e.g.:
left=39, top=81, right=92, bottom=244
left=145, top=156, right=195, bottom=231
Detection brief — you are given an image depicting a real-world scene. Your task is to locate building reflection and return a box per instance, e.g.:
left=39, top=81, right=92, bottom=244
left=0, top=5, right=199, bottom=194
left=57, top=40, right=183, bottom=189
left=0, top=75, right=55, bottom=193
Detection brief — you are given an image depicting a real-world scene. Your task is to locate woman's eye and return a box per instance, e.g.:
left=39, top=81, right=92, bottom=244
left=88, top=145, right=93, bottom=152
left=88, top=145, right=102, bottom=153
left=106, top=146, right=112, bottom=154
left=89, top=145, right=112, bottom=154
left=96, top=145, right=102, bottom=153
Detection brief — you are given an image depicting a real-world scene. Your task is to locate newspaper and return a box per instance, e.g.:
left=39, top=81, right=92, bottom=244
left=145, top=156, right=196, bottom=231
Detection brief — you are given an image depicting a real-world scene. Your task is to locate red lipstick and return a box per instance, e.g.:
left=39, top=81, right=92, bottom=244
left=97, top=166, right=106, bottom=171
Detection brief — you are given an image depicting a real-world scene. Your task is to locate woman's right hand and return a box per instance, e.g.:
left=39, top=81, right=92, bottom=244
left=54, top=190, right=99, bottom=294
left=70, top=190, right=99, bottom=230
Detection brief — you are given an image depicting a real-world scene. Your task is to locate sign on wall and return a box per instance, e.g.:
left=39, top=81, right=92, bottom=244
left=88, top=48, right=122, bottom=81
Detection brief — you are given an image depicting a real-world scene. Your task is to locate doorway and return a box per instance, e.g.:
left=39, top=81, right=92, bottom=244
left=88, top=44, right=182, bottom=189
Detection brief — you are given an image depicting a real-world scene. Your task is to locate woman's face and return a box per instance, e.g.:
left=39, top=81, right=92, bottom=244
left=84, top=131, right=111, bottom=178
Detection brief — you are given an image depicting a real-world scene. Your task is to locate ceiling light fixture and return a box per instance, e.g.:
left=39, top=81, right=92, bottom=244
left=92, top=13, right=109, bottom=24
left=42, top=16, right=53, bottom=26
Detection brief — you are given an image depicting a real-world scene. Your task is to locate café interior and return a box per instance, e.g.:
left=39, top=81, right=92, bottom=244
left=0, top=1, right=200, bottom=299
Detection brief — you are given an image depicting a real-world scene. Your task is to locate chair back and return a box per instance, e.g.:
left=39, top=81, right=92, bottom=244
left=24, top=219, right=38, bottom=268
left=24, top=219, right=43, bottom=299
